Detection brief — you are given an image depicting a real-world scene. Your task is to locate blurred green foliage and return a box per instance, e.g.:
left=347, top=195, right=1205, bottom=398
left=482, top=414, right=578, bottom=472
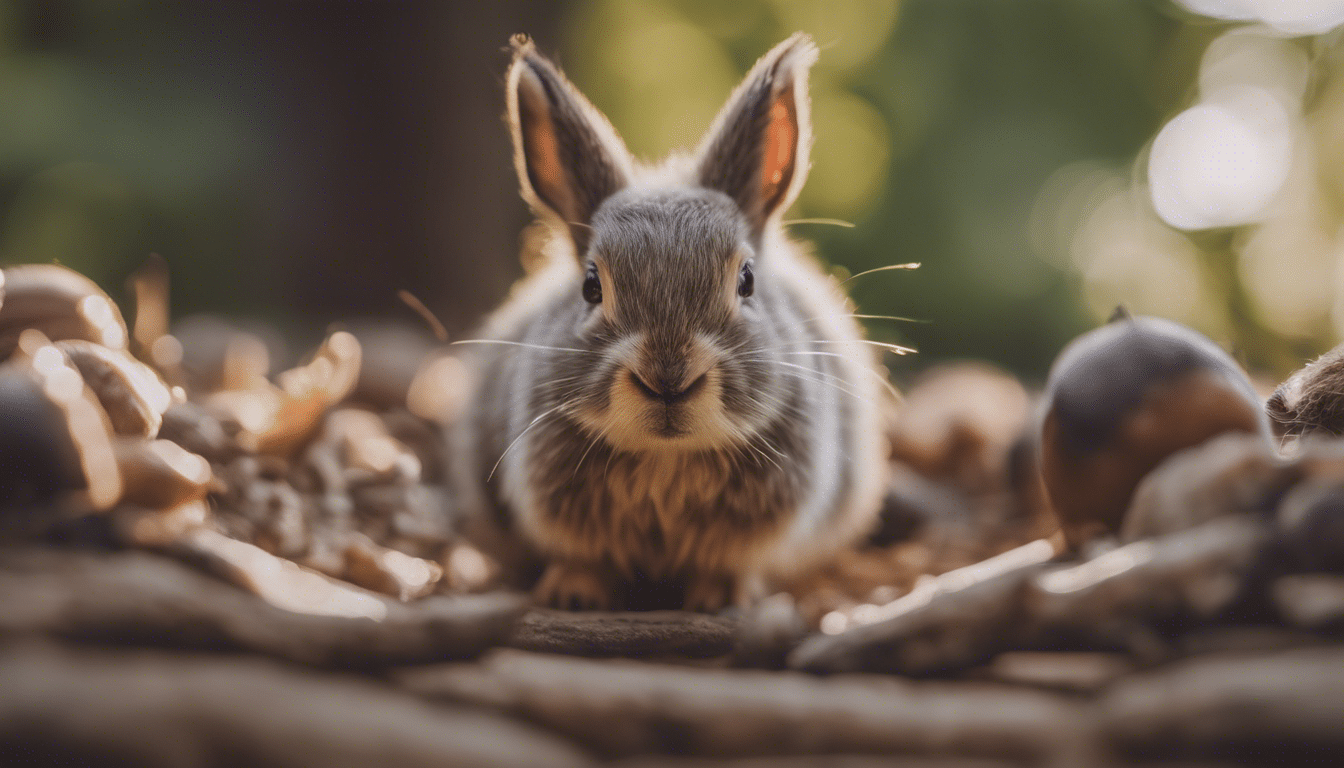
left=7, top=0, right=1327, bottom=383
left=0, top=1, right=280, bottom=316
left=562, top=0, right=1195, bottom=383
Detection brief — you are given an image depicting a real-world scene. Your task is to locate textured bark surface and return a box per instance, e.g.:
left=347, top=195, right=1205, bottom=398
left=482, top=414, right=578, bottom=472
left=0, top=547, right=526, bottom=666
left=0, top=643, right=594, bottom=768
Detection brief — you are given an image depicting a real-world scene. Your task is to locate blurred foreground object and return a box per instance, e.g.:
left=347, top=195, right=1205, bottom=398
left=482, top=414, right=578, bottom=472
left=1038, top=313, right=1268, bottom=547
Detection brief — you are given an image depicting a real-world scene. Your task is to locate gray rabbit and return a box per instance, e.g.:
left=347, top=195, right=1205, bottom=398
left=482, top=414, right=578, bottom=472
left=451, top=33, right=893, bottom=611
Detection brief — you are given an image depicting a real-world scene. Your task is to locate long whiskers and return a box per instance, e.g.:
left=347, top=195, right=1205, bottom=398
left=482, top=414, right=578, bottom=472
left=745, top=358, right=871, bottom=404
left=767, top=351, right=903, bottom=402
left=839, top=262, right=921, bottom=286
left=452, top=339, right=595, bottom=355
left=783, top=217, right=855, bottom=228
left=488, top=402, right=570, bottom=482
left=762, top=338, right=917, bottom=356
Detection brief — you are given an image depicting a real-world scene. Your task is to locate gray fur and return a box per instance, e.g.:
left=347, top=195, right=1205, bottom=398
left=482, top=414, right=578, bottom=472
left=451, top=34, right=890, bottom=610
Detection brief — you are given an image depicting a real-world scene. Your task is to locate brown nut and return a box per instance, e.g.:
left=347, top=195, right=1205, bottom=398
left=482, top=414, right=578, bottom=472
left=114, top=438, right=214, bottom=510
left=1039, top=315, right=1268, bottom=549
left=0, top=330, right=121, bottom=511
left=405, top=352, right=469, bottom=426
left=253, top=331, right=362, bottom=456
left=204, top=332, right=362, bottom=458
left=320, top=407, right=422, bottom=485
left=889, top=362, right=1031, bottom=490
left=0, top=264, right=128, bottom=359
left=54, top=339, right=172, bottom=439
left=343, top=532, right=444, bottom=600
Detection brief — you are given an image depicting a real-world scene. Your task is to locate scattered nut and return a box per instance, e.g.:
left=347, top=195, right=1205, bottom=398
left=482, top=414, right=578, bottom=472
left=1039, top=315, right=1267, bottom=548
left=0, top=330, right=120, bottom=512
left=343, top=532, right=444, bottom=600
left=0, top=264, right=128, bottom=358
left=113, top=438, right=214, bottom=510
left=55, top=339, right=172, bottom=438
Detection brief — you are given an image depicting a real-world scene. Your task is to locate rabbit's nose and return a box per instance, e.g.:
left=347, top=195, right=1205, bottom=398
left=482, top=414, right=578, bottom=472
left=629, top=370, right=707, bottom=405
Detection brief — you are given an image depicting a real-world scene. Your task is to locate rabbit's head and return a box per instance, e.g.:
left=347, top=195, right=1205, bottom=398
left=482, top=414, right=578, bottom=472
left=506, top=34, right=824, bottom=453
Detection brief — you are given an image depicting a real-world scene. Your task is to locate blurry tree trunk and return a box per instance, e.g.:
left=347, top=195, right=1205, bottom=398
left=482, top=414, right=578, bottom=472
left=218, top=1, right=559, bottom=333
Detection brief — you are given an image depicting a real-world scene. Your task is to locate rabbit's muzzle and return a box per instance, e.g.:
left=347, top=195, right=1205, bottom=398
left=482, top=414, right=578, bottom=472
left=627, top=369, right=709, bottom=406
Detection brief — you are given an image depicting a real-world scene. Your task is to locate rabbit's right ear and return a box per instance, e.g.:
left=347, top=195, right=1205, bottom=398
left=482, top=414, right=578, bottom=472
left=507, top=36, right=632, bottom=253
left=696, top=33, right=817, bottom=235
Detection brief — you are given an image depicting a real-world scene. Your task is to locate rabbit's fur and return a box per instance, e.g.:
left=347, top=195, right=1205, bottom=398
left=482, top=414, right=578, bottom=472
left=451, top=34, right=892, bottom=610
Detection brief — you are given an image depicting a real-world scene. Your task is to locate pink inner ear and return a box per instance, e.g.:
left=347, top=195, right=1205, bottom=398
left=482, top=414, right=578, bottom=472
left=760, top=93, right=797, bottom=208
left=523, top=102, right=574, bottom=222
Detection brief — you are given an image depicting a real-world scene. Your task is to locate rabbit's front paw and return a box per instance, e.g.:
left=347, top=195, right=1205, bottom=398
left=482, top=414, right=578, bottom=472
left=683, top=573, right=735, bottom=613
left=535, top=561, right=617, bottom=611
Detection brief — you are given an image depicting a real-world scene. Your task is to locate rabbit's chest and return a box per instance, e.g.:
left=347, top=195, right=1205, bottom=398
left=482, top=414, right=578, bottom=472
left=530, top=449, right=794, bottom=575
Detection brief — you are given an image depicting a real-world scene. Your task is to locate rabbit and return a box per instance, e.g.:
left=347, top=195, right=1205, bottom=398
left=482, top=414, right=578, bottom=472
left=450, top=33, right=893, bottom=611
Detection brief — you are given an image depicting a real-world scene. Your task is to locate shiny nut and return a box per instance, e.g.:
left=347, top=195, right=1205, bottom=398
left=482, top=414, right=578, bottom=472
left=55, top=339, right=172, bottom=439
left=0, top=264, right=128, bottom=359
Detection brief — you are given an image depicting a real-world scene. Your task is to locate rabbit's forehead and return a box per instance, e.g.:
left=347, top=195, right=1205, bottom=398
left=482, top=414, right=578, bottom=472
left=589, top=188, right=747, bottom=273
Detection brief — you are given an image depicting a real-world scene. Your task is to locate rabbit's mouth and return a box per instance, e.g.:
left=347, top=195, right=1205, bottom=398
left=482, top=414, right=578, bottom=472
left=583, top=362, right=746, bottom=451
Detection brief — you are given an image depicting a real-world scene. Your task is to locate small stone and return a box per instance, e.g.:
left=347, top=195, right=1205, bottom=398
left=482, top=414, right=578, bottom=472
left=158, top=400, right=239, bottom=462
left=343, top=532, right=444, bottom=600
left=114, top=438, right=214, bottom=510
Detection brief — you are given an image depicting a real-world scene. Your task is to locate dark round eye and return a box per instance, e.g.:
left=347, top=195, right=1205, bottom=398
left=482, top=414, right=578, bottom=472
left=737, top=261, right=754, bottom=298
left=583, top=264, right=602, bottom=304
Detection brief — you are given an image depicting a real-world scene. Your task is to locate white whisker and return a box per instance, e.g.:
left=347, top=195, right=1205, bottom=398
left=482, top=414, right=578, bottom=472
left=763, top=338, right=917, bottom=356
left=489, top=402, right=569, bottom=482
left=572, top=427, right=607, bottom=480
left=453, top=339, right=594, bottom=355
left=747, top=359, right=871, bottom=404
left=783, top=217, right=855, bottom=228
left=839, top=262, right=921, bottom=286
left=850, top=313, right=929, bottom=324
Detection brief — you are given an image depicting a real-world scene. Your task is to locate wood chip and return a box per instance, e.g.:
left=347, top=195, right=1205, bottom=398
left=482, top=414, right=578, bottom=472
left=398, top=649, right=1091, bottom=762
left=1100, top=647, right=1344, bottom=760
left=509, top=609, right=739, bottom=658
left=0, top=548, right=525, bottom=666
left=0, top=642, right=593, bottom=768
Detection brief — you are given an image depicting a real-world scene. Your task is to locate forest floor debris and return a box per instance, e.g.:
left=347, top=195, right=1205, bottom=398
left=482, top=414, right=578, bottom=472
left=1, top=261, right=1342, bottom=765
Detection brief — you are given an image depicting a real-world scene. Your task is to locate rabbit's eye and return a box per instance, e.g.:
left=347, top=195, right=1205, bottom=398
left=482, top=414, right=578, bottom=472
left=583, top=264, right=603, bottom=304
left=737, top=261, right=754, bottom=298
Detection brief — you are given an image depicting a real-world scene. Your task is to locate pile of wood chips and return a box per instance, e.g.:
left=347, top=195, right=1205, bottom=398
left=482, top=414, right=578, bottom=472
left=1, top=261, right=1341, bottom=767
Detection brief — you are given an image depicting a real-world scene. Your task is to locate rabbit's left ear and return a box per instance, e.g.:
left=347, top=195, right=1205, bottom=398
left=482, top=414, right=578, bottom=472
left=507, top=35, right=632, bottom=252
left=696, top=33, right=817, bottom=234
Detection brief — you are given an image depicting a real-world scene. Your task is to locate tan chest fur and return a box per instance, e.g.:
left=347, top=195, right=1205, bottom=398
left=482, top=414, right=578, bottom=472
left=523, top=448, right=790, bottom=578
